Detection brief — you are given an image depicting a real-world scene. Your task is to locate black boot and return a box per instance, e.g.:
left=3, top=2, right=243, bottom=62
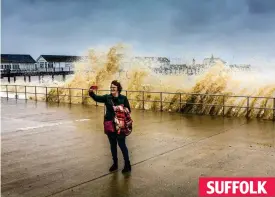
left=122, top=160, right=131, bottom=173
left=109, top=161, right=118, bottom=172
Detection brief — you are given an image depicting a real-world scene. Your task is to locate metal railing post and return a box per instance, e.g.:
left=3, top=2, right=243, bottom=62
left=6, top=85, right=8, bottom=100
left=35, top=86, right=37, bottom=101
left=126, top=90, right=128, bottom=97
left=25, top=86, right=27, bottom=100
left=81, top=89, right=84, bottom=104
left=69, top=88, right=71, bottom=104
left=223, top=95, right=225, bottom=116
left=246, top=97, right=249, bottom=118
left=15, top=85, right=18, bottom=99
left=142, top=91, right=145, bottom=110
left=46, top=87, right=48, bottom=102
left=56, top=87, right=59, bottom=103
left=179, top=93, right=182, bottom=112
left=160, top=92, right=163, bottom=111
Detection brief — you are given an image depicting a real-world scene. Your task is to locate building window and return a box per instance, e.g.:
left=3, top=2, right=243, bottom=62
left=40, top=62, right=44, bottom=68
left=13, top=64, right=20, bottom=70
left=4, top=65, right=11, bottom=69
left=48, top=62, right=53, bottom=68
left=1, top=65, right=3, bottom=69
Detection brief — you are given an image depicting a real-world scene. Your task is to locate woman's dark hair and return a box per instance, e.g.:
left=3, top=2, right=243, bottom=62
left=111, top=80, right=122, bottom=93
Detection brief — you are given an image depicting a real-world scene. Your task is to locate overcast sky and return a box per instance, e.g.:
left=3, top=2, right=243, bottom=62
left=1, top=0, right=275, bottom=67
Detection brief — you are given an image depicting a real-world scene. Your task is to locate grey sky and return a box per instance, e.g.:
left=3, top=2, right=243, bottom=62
left=1, top=0, right=275, bottom=67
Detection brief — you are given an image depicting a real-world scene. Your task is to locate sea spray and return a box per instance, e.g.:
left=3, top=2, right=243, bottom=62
left=2, top=43, right=274, bottom=120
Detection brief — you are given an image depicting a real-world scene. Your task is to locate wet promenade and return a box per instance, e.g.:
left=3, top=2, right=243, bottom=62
left=1, top=98, right=275, bottom=197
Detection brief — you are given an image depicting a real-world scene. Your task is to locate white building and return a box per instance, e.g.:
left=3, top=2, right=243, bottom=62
left=229, top=64, right=251, bottom=71
left=203, top=55, right=227, bottom=66
left=36, top=55, right=86, bottom=71
left=1, top=54, right=36, bottom=71
left=134, top=56, right=170, bottom=69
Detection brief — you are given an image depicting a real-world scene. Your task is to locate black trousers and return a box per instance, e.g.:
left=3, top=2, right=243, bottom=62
left=107, top=132, right=130, bottom=163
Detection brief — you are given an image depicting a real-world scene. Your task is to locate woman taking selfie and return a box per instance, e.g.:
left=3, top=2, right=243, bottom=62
left=89, top=80, right=132, bottom=173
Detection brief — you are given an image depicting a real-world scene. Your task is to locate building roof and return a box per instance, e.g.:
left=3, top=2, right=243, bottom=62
left=39, top=55, right=85, bottom=62
left=203, top=58, right=226, bottom=64
left=134, top=56, right=170, bottom=63
left=1, top=54, right=36, bottom=64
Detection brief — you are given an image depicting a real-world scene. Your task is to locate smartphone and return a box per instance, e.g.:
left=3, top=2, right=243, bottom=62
left=90, top=85, right=98, bottom=90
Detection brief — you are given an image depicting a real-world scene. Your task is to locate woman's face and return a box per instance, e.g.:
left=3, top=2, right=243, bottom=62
left=110, top=84, right=118, bottom=95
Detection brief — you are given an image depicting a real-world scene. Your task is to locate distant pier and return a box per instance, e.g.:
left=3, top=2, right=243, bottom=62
left=1, top=69, right=74, bottom=83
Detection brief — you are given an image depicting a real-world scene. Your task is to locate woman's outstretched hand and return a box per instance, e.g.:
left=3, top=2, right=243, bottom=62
left=89, top=88, right=94, bottom=93
left=89, top=85, right=98, bottom=93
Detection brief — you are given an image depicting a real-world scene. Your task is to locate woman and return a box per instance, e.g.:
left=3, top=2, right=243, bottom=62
left=89, top=80, right=131, bottom=173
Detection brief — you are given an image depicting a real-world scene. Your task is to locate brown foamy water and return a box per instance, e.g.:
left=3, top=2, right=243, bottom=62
left=2, top=44, right=275, bottom=120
